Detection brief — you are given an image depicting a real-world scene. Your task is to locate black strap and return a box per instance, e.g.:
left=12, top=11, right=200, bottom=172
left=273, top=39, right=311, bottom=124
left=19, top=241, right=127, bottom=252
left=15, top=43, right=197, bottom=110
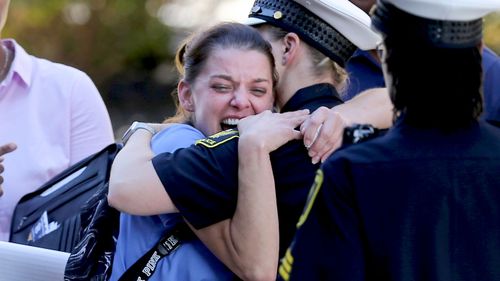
left=118, top=223, right=191, bottom=281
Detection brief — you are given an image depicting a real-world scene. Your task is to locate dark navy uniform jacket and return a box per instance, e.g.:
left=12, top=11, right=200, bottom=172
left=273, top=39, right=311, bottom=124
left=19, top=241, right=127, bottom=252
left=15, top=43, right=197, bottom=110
left=345, top=49, right=385, bottom=101
left=483, top=47, right=500, bottom=126
left=280, top=119, right=500, bottom=281
left=152, top=83, right=343, bottom=257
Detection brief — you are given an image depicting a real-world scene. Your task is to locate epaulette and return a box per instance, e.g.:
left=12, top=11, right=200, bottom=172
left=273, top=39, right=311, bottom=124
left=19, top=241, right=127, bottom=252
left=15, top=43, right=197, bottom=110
left=195, top=129, right=239, bottom=148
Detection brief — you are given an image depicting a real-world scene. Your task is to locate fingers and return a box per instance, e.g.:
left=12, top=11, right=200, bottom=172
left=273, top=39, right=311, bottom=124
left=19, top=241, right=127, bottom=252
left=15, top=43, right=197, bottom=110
left=319, top=137, right=343, bottom=163
left=288, top=110, right=310, bottom=129
left=305, top=123, right=323, bottom=150
left=0, top=143, right=16, bottom=197
left=0, top=143, right=16, bottom=195
left=0, top=143, right=17, bottom=156
left=312, top=112, right=347, bottom=163
left=240, top=109, right=310, bottom=152
left=302, top=109, right=348, bottom=164
left=301, top=107, right=328, bottom=149
left=273, top=109, right=309, bottom=127
left=280, top=109, right=310, bottom=118
left=272, top=110, right=309, bottom=141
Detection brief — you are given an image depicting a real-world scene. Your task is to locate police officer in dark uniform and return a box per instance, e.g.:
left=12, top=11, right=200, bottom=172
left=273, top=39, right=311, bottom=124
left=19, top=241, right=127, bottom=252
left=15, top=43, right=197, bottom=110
left=279, top=0, right=500, bottom=280
left=109, top=0, right=382, bottom=278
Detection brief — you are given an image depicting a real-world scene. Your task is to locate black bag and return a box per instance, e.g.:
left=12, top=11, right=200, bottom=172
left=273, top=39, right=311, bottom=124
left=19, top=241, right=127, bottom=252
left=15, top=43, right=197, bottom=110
left=9, top=143, right=121, bottom=252
left=64, top=181, right=120, bottom=281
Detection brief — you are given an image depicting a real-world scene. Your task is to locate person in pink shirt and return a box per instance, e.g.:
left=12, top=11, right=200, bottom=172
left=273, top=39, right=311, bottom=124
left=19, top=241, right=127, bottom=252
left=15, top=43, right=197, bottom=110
left=0, top=0, right=114, bottom=241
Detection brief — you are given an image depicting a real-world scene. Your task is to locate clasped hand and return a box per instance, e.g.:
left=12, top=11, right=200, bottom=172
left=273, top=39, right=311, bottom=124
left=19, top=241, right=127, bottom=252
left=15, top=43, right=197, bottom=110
left=237, top=107, right=349, bottom=162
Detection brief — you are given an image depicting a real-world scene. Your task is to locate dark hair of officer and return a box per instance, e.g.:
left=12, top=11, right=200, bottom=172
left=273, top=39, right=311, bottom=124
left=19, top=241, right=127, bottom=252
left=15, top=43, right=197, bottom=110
left=373, top=1, right=483, bottom=129
left=164, top=22, right=278, bottom=124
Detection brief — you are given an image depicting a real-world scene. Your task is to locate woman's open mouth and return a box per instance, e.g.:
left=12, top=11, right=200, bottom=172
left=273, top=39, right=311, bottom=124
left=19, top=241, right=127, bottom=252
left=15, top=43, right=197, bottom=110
left=221, top=118, right=239, bottom=130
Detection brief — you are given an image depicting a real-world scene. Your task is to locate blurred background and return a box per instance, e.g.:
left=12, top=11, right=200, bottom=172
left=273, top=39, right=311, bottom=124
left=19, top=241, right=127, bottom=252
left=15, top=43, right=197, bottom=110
left=5, top=0, right=500, bottom=139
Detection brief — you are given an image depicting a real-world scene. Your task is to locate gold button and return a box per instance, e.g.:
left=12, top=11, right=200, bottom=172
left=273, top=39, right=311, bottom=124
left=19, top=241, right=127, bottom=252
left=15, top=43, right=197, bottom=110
left=273, top=11, right=283, bottom=19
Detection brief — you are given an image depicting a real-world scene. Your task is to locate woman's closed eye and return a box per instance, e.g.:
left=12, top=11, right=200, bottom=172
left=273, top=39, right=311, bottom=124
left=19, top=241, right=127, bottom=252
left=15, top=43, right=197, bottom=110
left=212, top=84, right=233, bottom=93
left=250, top=87, right=267, bottom=96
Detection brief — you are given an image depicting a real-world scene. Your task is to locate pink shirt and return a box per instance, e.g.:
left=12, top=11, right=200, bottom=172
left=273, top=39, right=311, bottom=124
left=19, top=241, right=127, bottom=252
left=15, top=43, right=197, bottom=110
left=0, top=39, right=114, bottom=241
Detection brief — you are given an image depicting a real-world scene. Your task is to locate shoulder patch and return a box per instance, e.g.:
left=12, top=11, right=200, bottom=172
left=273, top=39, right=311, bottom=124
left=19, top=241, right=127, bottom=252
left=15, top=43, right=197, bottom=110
left=195, top=129, right=239, bottom=148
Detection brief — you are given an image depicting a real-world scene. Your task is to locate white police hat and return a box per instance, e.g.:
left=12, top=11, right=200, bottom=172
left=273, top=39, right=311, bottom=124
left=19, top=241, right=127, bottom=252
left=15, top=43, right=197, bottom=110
left=248, top=0, right=382, bottom=67
left=379, top=0, right=500, bottom=21
left=372, top=0, right=500, bottom=48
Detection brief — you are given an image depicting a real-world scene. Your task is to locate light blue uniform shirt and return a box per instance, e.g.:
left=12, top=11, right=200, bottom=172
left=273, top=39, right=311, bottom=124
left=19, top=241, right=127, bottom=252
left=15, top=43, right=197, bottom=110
left=110, top=124, right=234, bottom=281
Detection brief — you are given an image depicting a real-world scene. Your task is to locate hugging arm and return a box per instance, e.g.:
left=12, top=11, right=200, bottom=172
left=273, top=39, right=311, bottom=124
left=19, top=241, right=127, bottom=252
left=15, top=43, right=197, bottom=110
left=109, top=111, right=309, bottom=280
left=301, top=87, right=392, bottom=163
left=190, top=110, right=308, bottom=281
left=108, top=126, right=178, bottom=215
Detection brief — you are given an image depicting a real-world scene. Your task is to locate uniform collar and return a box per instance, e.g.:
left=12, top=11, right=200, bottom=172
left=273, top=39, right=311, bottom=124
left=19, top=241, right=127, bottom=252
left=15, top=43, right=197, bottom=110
left=2, top=39, right=32, bottom=88
left=281, top=83, right=342, bottom=113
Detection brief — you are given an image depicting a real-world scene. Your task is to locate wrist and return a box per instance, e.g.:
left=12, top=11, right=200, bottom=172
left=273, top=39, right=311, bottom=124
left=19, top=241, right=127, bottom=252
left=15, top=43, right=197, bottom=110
left=239, top=134, right=269, bottom=155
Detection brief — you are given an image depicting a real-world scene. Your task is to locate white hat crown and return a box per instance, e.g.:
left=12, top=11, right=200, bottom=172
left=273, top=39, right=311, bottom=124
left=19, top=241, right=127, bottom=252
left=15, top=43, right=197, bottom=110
left=372, top=0, right=500, bottom=48
left=382, top=0, right=500, bottom=21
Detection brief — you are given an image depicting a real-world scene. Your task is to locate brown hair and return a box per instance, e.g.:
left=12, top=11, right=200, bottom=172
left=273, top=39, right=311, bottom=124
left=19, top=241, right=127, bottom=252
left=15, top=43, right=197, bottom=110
left=164, top=22, right=278, bottom=124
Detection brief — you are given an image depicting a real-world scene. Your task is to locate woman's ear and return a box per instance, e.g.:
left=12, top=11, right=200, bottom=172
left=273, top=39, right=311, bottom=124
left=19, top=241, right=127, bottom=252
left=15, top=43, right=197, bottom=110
left=281, top=32, right=300, bottom=65
left=178, top=80, right=195, bottom=112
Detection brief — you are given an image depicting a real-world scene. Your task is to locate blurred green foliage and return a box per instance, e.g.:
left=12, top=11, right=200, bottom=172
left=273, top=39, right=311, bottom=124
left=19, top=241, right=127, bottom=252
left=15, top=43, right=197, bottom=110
left=5, top=0, right=172, bottom=88
left=485, top=13, right=500, bottom=54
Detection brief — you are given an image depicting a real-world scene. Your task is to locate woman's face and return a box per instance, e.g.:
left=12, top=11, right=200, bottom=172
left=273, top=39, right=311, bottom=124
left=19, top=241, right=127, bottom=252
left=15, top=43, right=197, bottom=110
left=182, top=47, right=274, bottom=136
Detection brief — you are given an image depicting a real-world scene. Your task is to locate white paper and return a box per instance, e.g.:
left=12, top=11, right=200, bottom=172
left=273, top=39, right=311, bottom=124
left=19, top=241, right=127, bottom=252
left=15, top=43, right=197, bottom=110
left=0, top=241, right=70, bottom=281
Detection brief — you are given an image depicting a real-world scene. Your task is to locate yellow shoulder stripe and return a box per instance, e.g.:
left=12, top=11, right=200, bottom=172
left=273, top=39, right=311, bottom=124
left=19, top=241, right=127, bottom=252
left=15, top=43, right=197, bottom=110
left=296, top=169, right=324, bottom=228
left=195, top=129, right=239, bottom=148
left=278, top=248, right=295, bottom=281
